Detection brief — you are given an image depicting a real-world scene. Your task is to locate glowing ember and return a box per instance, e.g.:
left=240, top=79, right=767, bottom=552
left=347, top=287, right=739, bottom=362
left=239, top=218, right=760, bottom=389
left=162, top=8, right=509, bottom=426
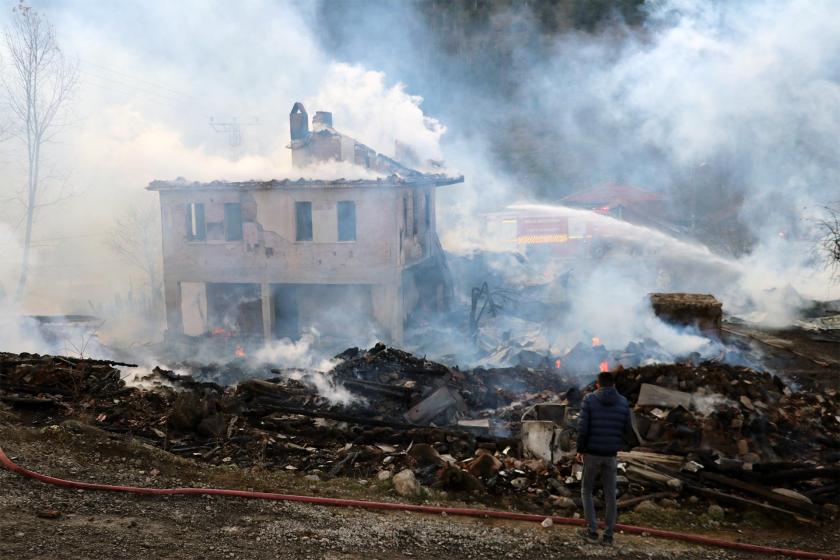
left=211, top=327, right=231, bottom=337
left=591, top=336, right=601, bottom=347
left=599, top=360, right=609, bottom=373
left=234, top=344, right=246, bottom=358
left=554, top=359, right=562, bottom=369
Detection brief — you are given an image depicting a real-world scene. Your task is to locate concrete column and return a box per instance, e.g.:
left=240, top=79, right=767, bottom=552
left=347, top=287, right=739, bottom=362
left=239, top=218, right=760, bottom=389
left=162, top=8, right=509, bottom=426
left=371, top=282, right=402, bottom=344
left=391, top=278, right=404, bottom=344
left=392, top=294, right=404, bottom=343
left=163, top=278, right=183, bottom=338
left=391, top=191, right=405, bottom=344
left=261, top=282, right=272, bottom=342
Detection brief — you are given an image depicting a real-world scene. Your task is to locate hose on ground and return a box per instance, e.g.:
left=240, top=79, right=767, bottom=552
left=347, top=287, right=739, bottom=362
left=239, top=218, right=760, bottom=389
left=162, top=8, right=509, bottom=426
left=0, top=445, right=836, bottom=560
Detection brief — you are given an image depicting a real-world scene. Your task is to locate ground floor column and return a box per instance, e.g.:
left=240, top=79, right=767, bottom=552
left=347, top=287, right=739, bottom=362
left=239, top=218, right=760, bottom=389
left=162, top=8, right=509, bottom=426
left=261, top=282, right=272, bottom=342
left=372, top=282, right=403, bottom=344
left=163, top=278, right=183, bottom=338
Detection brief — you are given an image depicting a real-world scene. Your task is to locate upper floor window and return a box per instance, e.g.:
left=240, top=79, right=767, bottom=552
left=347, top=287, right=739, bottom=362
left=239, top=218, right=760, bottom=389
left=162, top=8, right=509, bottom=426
left=186, top=202, right=206, bottom=241
left=337, top=201, right=356, bottom=242
left=224, top=202, right=243, bottom=241
left=295, top=201, right=313, bottom=241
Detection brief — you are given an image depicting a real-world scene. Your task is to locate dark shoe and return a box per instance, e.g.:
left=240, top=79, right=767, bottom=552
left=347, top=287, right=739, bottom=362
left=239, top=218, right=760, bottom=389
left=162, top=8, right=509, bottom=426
left=601, top=534, right=614, bottom=547
left=578, top=528, right=599, bottom=544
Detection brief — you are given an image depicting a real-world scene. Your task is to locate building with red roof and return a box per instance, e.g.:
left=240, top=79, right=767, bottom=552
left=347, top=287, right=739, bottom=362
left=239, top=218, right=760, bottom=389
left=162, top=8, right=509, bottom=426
left=560, top=182, right=666, bottom=225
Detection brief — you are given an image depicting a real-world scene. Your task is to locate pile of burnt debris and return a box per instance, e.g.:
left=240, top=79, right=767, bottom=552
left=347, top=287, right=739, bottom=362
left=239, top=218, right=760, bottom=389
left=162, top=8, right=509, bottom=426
left=0, top=345, right=837, bottom=524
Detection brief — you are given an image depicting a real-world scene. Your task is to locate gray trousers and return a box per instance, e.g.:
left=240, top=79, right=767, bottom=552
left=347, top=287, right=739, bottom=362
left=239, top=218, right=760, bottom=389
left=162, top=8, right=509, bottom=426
left=581, top=454, right=617, bottom=536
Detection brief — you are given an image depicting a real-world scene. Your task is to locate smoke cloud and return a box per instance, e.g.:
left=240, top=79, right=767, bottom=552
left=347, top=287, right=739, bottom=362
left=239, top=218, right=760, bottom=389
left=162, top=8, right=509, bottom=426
left=0, top=0, right=837, bottom=370
left=0, top=1, right=445, bottom=327
left=416, top=0, right=840, bottom=343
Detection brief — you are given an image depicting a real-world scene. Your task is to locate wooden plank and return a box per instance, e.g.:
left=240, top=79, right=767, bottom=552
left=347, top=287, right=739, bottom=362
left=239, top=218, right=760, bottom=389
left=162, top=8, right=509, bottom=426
left=760, top=467, right=840, bottom=484
left=700, top=472, right=822, bottom=518
left=626, top=464, right=683, bottom=491
left=618, top=451, right=684, bottom=469
left=0, top=395, right=60, bottom=407
left=687, top=486, right=818, bottom=525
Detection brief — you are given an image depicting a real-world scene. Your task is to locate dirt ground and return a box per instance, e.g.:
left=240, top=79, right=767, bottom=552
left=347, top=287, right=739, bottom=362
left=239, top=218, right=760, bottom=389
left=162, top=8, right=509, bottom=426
left=721, top=321, right=840, bottom=388
left=1, top=411, right=838, bottom=560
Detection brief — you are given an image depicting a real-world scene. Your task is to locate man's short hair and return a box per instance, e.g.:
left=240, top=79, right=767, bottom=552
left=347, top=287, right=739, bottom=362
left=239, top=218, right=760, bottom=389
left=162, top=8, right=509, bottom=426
left=597, top=371, right=615, bottom=387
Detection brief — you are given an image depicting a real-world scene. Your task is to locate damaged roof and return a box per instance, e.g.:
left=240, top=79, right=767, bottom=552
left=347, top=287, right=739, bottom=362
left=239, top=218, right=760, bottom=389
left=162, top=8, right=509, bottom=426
left=147, top=173, right=464, bottom=192
left=561, top=182, right=664, bottom=207
left=149, top=101, right=464, bottom=192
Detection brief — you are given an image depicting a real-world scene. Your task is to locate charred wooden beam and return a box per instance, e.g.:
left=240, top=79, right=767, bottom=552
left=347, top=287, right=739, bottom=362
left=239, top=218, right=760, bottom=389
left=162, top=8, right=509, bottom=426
left=340, top=378, right=413, bottom=401
left=0, top=395, right=61, bottom=407
left=686, top=486, right=818, bottom=524
left=760, top=467, right=840, bottom=484
left=700, top=472, right=824, bottom=518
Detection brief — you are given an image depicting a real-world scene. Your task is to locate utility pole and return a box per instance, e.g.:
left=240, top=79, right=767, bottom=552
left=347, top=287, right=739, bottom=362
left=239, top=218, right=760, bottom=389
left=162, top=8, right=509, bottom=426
left=209, top=116, right=259, bottom=148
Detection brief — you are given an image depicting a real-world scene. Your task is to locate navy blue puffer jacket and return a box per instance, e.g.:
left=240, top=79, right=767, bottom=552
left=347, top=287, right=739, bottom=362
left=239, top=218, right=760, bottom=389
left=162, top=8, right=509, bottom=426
left=576, top=387, right=631, bottom=457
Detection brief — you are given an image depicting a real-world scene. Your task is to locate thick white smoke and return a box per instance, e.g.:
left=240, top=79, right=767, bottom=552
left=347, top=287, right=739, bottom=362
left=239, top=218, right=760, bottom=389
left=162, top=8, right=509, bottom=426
left=438, top=0, right=840, bottom=340
left=0, top=1, right=446, bottom=331
left=250, top=331, right=358, bottom=405
left=0, top=0, right=837, bottom=370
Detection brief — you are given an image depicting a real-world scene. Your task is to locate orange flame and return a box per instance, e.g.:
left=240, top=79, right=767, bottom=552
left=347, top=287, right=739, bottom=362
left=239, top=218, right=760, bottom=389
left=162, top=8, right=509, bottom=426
left=234, top=344, right=246, bottom=358
left=599, top=360, right=609, bottom=373
left=554, top=359, right=562, bottom=369
left=591, top=336, right=601, bottom=347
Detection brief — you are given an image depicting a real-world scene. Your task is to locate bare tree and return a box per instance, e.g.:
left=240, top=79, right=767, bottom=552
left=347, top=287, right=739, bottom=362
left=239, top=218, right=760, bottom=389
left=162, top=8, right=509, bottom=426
left=107, top=203, right=163, bottom=315
left=61, top=319, right=105, bottom=359
left=2, top=1, right=78, bottom=302
left=821, top=205, right=840, bottom=278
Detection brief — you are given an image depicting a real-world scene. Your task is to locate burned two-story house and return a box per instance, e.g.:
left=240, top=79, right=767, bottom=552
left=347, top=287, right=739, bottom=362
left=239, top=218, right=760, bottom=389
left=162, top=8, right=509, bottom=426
left=149, top=103, right=463, bottom=344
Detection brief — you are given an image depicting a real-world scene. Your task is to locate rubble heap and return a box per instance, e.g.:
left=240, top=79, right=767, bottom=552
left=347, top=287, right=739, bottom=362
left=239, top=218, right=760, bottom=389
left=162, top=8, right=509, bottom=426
left=649, top=293, right=723, bottom=337
left=0, top=353, right=133, bottom=404
left=614, top=362, right=840, bottom=464
left=0, top=347, right=837, bottom=524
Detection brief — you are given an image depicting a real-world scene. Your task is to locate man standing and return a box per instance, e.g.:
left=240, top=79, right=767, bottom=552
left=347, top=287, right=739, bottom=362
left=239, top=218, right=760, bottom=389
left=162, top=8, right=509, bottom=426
left=575, top=371, right=631, bottom=546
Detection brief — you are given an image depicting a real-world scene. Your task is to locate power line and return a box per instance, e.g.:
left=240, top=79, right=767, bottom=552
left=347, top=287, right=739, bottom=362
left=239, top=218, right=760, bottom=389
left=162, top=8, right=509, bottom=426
left=4, top=231, right=108, bottom=243
left=0, top=260, right=129, bottom=268
left=79, top=58, right=193, bottom=99
left=79, top=69, right=187, bottom=105
left=0, top=232, right=111, bottom=249
left=80, top=75, right=183, bottom=109
left=77, top=61, right=267, bottom=151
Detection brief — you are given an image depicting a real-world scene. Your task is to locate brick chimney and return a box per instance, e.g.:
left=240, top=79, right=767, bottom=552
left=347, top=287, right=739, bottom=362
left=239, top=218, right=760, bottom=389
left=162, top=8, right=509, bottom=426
left=313, top=111, right=333, bottom=128
left=290, top=102, right=309, bottom=141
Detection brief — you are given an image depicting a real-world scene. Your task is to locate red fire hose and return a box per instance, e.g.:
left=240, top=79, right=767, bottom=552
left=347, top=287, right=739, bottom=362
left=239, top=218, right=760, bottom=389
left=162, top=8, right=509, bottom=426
left=1, top=445, right=836, bottom=560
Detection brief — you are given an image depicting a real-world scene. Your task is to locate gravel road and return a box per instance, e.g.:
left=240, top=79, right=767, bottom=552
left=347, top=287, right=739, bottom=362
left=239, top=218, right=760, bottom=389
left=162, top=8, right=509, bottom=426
left=0, top=417, right=836, bottom=560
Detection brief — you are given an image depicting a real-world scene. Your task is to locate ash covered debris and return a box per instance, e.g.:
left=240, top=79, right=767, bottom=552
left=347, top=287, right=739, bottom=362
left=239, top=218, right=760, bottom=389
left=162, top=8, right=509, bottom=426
left=0, top=352, right=135, bottom=402
left=0, top=343, right=837, bottom=524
